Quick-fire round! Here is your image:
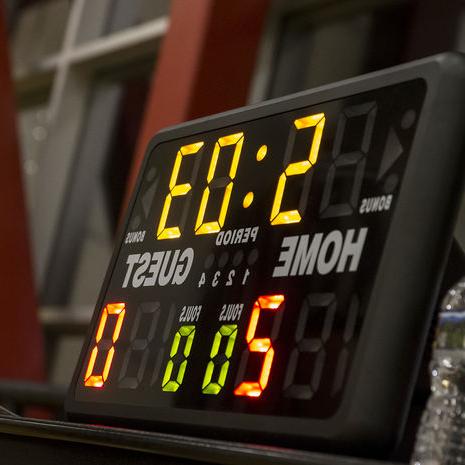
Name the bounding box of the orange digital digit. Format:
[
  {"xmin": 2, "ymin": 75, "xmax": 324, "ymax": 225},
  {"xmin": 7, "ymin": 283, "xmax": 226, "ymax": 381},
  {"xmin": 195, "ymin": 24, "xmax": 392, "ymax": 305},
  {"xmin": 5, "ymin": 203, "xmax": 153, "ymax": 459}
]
[
  {"xmin": 270, "ymin": 113, "xmax": 325, "ymax": 225},
  {"xmin": 234, "ymin": 295, "xmax": 285, "ymax": 397},
  {"xmin": 84, "ymin": 303, "xmax": 126, "ymax": 388}
]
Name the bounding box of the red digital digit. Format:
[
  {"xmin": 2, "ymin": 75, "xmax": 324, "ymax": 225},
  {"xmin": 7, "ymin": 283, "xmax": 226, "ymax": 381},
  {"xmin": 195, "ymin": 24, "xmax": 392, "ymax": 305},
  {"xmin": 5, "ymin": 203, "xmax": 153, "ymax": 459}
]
[
  {"xmin": 84, "ymin": 303, "xmax": 126, "ymax": 388},
  {"xmin": 234, "ymin": 295, "xmax": 284, "ymax": 397}
]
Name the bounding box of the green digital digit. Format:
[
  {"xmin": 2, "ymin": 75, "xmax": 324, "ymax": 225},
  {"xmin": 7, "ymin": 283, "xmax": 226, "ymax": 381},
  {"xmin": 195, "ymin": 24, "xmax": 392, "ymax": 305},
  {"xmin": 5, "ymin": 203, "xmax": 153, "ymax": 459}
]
[
  {"xmin": 202, "ymin": 324, "xmax": 238, "ymax": 395},
  {"xmin": 162, "ymin": 325, "xmax": 196, "ymax": 392}
]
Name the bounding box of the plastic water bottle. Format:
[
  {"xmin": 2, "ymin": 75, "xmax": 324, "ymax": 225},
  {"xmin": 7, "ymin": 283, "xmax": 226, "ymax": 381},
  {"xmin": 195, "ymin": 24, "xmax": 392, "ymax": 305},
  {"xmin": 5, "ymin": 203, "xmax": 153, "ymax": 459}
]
[{"xmin": 412, "ymin": 278, "xmax": 465, "ymax": 465}]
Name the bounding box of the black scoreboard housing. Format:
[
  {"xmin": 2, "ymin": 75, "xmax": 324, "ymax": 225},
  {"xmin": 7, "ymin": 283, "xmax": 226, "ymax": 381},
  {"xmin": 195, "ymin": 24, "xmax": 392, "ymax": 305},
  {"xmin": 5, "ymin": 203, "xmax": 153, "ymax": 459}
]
[{"xmin": 66, "ymin": 53, "xmax": 465, "ymax": 454}]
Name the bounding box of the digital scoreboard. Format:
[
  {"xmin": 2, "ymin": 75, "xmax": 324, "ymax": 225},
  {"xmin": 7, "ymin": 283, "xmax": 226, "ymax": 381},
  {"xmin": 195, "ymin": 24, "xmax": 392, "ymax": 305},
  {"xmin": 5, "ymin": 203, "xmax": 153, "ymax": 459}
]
[{"xmin": 66, "ymin": 54, "xmax": 465, "ymax": 453}]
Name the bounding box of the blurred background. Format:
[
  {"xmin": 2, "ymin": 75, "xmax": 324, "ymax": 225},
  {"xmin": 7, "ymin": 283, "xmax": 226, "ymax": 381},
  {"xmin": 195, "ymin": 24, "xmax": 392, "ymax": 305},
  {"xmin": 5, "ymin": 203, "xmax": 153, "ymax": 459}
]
[{"xmin": 1, "ymin": 0, "xmax": 464, "ymax": 419}]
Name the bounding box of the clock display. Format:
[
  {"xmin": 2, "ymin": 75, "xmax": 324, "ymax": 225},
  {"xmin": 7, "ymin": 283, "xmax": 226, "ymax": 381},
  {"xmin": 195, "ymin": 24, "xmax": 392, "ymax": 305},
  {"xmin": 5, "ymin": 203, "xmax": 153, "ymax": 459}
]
[{"xmin": 66, "ymin": 54, "xmax": 465, "ymax": 450}]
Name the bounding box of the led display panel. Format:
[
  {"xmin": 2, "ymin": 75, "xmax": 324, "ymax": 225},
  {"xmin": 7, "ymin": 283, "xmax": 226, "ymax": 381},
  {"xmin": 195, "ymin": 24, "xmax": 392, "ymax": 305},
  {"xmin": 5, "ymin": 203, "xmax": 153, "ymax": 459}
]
[{"xmin": 67, "ymin": 54, "xmax": 465, "ymax": 451}]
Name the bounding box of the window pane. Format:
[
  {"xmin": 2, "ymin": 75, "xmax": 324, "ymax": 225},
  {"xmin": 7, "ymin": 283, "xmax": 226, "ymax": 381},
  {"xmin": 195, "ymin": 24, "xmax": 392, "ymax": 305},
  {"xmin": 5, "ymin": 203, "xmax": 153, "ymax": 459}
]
[
  {"xmin": 76, "ymin": 0, "xmax": 170, "ymax": 44},
  {"xmin": 11, "ymin": 0, "xmax": 71, "ymax": 71},
  {"xmin": 268, "ymin": 2, "xmax": 413, "ymax": 98},
  {"xmin": 41, "ymin": 64, "xmax": 153, "ymax": 307},
  {"xmin": 105, "ymin": 0, "xmax": 170, "ymax": 34}
]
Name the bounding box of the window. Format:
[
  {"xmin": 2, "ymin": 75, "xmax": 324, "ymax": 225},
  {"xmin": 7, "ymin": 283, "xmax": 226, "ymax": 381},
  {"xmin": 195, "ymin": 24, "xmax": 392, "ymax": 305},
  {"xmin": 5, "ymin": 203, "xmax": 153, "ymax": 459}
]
[
  {"xmin": 9, "ymin": 0, "xmax": 170, "ymax": 385},
  {"xmin": 250, "ymin": 0, "xmax": 414, "ymax": 102}
]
